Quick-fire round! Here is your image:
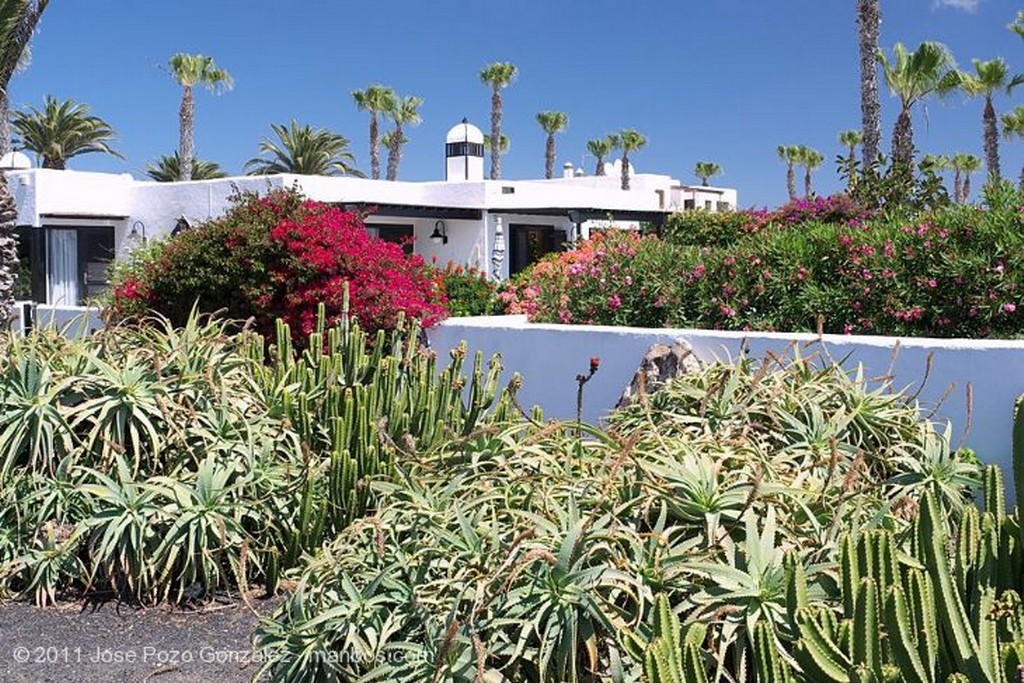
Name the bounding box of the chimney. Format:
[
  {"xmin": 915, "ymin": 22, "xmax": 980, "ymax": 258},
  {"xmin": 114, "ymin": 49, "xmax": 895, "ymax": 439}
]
[{"xmin": 562, "ymin": 162, "xmax": 574, "ymax": 179}]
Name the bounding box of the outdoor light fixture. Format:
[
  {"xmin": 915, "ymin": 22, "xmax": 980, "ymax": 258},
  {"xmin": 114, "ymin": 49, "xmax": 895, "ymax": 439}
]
[
  {"xmin": 430, "ymin": 220, "xmax": 448, "ymax": 245},
  {"xmin": 129, "ymin": 220, "xmax": 147, "ymax": 243}
]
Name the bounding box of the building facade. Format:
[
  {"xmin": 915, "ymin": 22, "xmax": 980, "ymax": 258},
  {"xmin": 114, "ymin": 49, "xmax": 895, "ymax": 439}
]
[{"xmin": 6, "ymin": 120, "xmax": 738, "ymax": 307}]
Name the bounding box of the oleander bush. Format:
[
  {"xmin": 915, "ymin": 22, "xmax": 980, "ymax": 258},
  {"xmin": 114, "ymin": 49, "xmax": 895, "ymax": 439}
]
[
  {"xmin": 104, "ymin": 186, "xmax": 447, "ymax": 341},
  {"xmin": 508, "ymin": 184, "xmax": 1024, "ymax": 337},
  {"xmin": 254, "ymin": 351, "xmax": 985, "ymax": 682}
]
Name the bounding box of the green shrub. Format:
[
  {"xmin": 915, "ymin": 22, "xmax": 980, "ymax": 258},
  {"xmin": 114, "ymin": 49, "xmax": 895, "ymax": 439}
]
[
  {"xmin": 434, "ymin": 260, "xmax": 499, "ymax": 316},
  {"xmin": 662, "ymin": 208, "xmax": 754, "ymax": 247}
]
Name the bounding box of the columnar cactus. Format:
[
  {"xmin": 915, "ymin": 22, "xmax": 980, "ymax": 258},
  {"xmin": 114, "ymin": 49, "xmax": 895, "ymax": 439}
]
[
  {"xmin": 787, "ymin": 486, "xmax": 1024, "ymax": 683},
  {"xmin": 243, "ymin": 297, "xmax": 519, "ymax": 569}
]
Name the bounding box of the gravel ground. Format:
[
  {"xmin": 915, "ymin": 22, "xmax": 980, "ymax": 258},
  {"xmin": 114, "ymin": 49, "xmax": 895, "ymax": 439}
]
[{"xmin": 0, "ymin": 596, "xmax": 282, "ymax": 683}]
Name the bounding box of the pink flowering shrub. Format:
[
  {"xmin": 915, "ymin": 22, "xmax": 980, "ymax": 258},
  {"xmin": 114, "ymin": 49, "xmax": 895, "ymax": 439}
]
[
  {"xmin": 500, "ymin": 230, "xmax": 682, "ymax": 326},
  {"xmin": 514, "ymin": 188, "xmax": 1024, "ymax": 338},
  {"xmin": 105, "ymin": 187, "xmax": 447, "ymax": 341}
]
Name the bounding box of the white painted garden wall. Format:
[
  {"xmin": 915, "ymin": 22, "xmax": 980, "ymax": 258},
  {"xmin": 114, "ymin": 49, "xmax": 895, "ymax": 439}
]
[{"xmin": 429, "ymin": 316, "xmax": 1024, "ymax": 477}]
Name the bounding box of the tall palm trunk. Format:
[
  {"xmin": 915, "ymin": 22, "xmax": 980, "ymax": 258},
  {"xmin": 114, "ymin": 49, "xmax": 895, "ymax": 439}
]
[
  {"xmin": 891, "ymin": 106, "xmax": 914, "ymax": 173},
  {"xmin": 857, "ymin": 0, "xmax": 882, "ymax": 166},
  {"xmin": 963, "ymin": 173, "xmax": 973, "ymax": 201},
  {"xmin": 0, "ymin": 90, "xmax": 10, "ymax": 159},
  {"xmin": 386, "ymin": 126, "xmax": 403, "ymax": 181},
  {"xmin": 983, "ymin": 96, "xmax": 1001, "ymax": 182},
  {"xmin": 544, "ymin": 133, "xmax": 555, "ymax": 179},
  {"xmin": 786, "ymin": 162, "xmax": 796, "ymax": 200},
  {"xmin": 0, "ymin": 174, "xmax": 17, "ymax": 323},
  {"xmin": 42, "ymin": 155, "xmax": 63, "ymax": 170},
  {"xmin": 369, "ymin": 114, "xmax": 380, "ymax": 180},
  {"xmin": 490, "ymin": 89, "xmax": 502, "ymax": 180},
  {"xmin": 595, "ymin": 157, "xmax": 604, "ymax": 176},
  {"xmin": 804, "ymin": 168, "xmax": 812, "ymax": 198},
  {"xmin": 846, "ymin": 146, "xmax": 858, "ymax": 189},
  {"xmin": 178, "ymin": 85, "xmax": 194, "ymax": 181},
  {"xmin": 1019, "ymin": 164, "xmax": 1024, "ymax": 191},
  {"xmin": 953, "ymin": 169, "xmax": 963, "ymax": 203},
  {"xmin": 621, "ymin": 155, "xmax": 630, "ymax": 190}
]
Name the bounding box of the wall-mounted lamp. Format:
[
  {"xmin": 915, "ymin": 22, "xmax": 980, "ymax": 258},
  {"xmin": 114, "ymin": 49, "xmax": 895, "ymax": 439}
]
[
  {"xmin": 171, "ymin": 215, "xmax": 191, "ymax": 236},
  {"xmin": 430, "ymin": 220, "xmax": 448, "ymax": 245},
  {"xmin": 129, "ymin": 220, "xmax": 147, "ymax": 243}
]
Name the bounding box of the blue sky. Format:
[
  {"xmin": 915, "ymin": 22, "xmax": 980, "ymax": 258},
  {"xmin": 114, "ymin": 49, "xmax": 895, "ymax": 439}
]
[{"xmin": 10, "ymin": 0, "xmax": 1024, "ymax": 206}]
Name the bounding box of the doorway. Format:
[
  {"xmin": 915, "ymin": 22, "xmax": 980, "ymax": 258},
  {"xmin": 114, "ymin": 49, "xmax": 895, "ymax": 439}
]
[
  {"xmin": 46, "ymin": 226, "xmax": 115, "ymax": 305},
  {"xmin": 509, "ymin": 224, "xmax": 567, "ymax": 275}
]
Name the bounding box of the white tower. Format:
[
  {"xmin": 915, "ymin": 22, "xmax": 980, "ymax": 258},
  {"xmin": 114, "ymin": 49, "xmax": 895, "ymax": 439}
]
[{"xmin": 445, "ymin": 118, "xmax": 485, "ymax": 182}]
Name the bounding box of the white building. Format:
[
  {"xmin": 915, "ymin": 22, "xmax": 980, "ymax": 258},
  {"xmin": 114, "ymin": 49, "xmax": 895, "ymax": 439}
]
[{"xmin": 6, "ymin": 120, "xmax": 738, "ymax": 307}]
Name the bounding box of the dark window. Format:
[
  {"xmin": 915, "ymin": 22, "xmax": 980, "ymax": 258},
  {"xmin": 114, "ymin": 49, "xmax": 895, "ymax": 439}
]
[
  {"xmin": 366, "ymin": 224, "xmax": 414, "ymax": 255},
  {"xmin": 445, "ymin": 142, "xmax": 484, "ymax": 158},
  {"xmin": 683, "ymin": 199, "xmax": 695, "ymax": 210}
]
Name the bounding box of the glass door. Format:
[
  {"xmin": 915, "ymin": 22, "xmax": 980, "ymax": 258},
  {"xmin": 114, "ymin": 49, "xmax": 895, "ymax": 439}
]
[
  {"xmin": 46, "ymin": 229, "xmax": 78, "ymax": 306},
  {"xmin": 78, "ymin": 227, "xmax": 115, "ymax": 302},
  {"xmin": 45, "ymin": 226, "xmax": 115, "ymax": 305}
]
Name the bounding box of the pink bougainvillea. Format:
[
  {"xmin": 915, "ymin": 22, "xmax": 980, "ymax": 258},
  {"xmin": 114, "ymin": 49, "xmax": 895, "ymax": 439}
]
[{"xmin": 107, "ymin": 187, "xmax": 447, "ymax": 341}]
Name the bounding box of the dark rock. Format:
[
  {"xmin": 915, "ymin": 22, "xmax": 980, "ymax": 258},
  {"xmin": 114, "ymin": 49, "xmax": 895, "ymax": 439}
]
[{"xmin": 617, "ymin": 339, "xmax": 699, "ymax": 408}]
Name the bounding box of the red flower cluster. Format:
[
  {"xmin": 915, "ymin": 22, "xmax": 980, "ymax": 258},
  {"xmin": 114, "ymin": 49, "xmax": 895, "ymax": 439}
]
[
  {"xmin": 265, "ymin": 200, "xmax": 446, "ymax": 336},
  {"xmin": 106, "ymin": 188, "xmax": 447, "ymax": 341}
]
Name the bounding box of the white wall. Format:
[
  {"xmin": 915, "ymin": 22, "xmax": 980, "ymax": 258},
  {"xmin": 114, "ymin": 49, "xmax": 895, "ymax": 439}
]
[
  {"xmin": 670, "ymin": 185, "xmax": 739, "ymax": 212},
  {"xmin": 429, "ymin": 316, "xmax": 1024, "ymax": 480}
]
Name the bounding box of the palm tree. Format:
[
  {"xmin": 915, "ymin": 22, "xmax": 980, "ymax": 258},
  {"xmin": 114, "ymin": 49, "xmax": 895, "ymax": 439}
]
[
  {"xmin": 959, "ymin": 58, "xmax": 1024, "ymax": 182},
  {"xmin": 857, "ymin": 0, "xmax": 882, "ymax": 166},
  {"xmin": 796, "ymin": 146, "xmax": 824, "ymax": 198},
  {"xmin": 351, "ymin": 84, "xmax": 396, "ymax": 181},
  {"xmin": 384, "ymin": 95, "xmax": 422, "ymax": 181},
  {"xmin": 11, "ymin": 96, "xmax": 122, "ymax": 169},
  {"xmin": 167, "ymin": 53, "xmax": 233, "ymax": 181},
  {"xmin": 1001, "ymin": 106, "xmax": 1024, "ymax": 188},
  {"xmin": 146, "ymin": 152, "xmax": 226, "ymax": 182},
  {"xmin": 693, "ymin": 161, "xmax": 722, "ymax": 186},
  {"xmin": 1011, "ymin": 11, "xmax": 1024, "ymax": 40},
  {"xmin": 483, "ymin": 133, "xmax": 507, "ymax": 155},
  {"xmin": 777, "ymin": 145, "xmax": 801, "ymax": 200},
  {"xmin": 922, "ymin": 153, "xmax": 954, "ymax": 197},
  {"xmin": 245, "ymin": 120, "xmax": 362, "ymax": 176},
  {"xmin": 586, "ymin": 136, "xmax": 617, "ymax": 176},
  {"xmin": 838, "ymin": 129, "xmax": 863, "ymax": 188},
  {"xmin": 878, "ymin": 41, "xmax": 961, "ymax": 173},
  {"xmin": 0, "ymin": 0, "xmax": 49, "ymax": 324},
  {"xmin": 479, "ymin": 62, "xmax": 517, "ymax": 180},
  {"xmin": 617, "ymin": 129, "xmax": 646, "ymax": 191},
  {"xmin": 952, "ymin": 153, "xmax": 981, "ymax": 202},
  {"xmin": 0, "ymin": 0, "xmax": 46, "ymax": 158},
  {"xmin": 535, "ymin": 111, "xmax": 568, "ymax": 179}
]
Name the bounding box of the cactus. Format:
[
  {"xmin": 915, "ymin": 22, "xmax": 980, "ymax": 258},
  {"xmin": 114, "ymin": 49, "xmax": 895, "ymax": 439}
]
[
  {"xmin": 635, "ymin": 594, "xmax": 710, "ymax": 683},
  {"xmin": 785, "ymin": 489, "xmax": 1024, "ymax": 683},
  {"xmin": 1014, "ymin": 395, "xmax": 1024, "ymax": 523},
  {"xmin": 249, "ymin": 297, "xmax": 518, "ymax": 568}
]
